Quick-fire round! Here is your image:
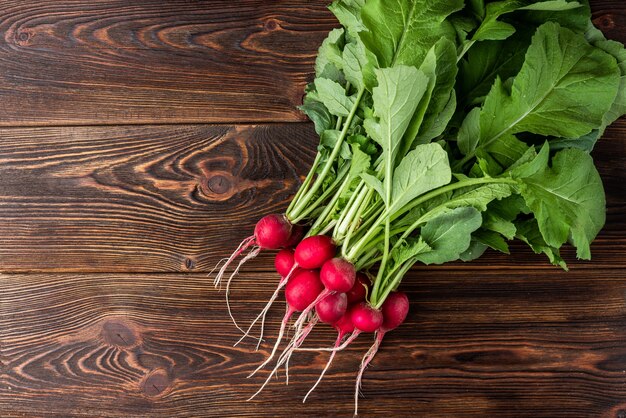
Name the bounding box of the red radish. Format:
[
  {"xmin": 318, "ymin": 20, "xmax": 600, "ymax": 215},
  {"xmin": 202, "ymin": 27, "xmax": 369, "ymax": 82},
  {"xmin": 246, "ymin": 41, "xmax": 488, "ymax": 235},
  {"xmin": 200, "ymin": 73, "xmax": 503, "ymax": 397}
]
[
  {"xmin": 346, "ymin": 273, "xmax": 370, "ymax": 304},
  {"xmin": 334, "ymin": 309, "xmax": 356, "ymax": 335},
  {"xmin": 285, "ymin": 224, "xmax": 305, "ymax": 247},
  {"xmin": 315, "ymin": 293, "xmax": 347, "ymax": 324},
  {"xmin": 274, "ymin": 249, "xmax": 295, "ymax": 278},
  {"xmin": 248, "ymin": 269, "xmax": 323, "ymax": 378},
  {"xmin": 213, "ymin": 213, "xmax": 296, "ymax": 309},
  {"xmin": 320, "ymin": 258, "xmax": 356, "ymax": 293},
  {"xmin": 292, "ymin": 258, "xmax": 356, "ymax": 330},
  {"xmin": 294, "ymin": 235, "xmax": 336, "ymax": 269},
  {"xmin": 380, "ymin": 291, "xmax": 410, "ymax": 332},
  {"xmin": 354, "ymin": 292, "xmax": 409, "ymax": 415},
  {"xmin": 351, "ymin": 302, "xmax": 383, "ymax": 333},
  {"xmin": 254, "ymin": 213, "xmax": 293, "ymax": 249}
]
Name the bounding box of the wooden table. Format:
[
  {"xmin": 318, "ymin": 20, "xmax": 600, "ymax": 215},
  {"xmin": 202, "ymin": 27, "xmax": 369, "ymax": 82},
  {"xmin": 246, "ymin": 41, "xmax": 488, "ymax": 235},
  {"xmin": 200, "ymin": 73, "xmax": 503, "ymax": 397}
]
[{"xmin": 1, "ymin": 1, "xmax": 625, "ymax": 416}]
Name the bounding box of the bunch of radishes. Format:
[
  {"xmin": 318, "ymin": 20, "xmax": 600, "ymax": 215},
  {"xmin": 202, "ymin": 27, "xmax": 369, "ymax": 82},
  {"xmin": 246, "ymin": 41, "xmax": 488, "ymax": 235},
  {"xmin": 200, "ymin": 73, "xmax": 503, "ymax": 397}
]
[
  {"xmin": 210, "ymin": 0, "xmax": 625, "ymax": 414},
  {"xmin": 214, "ymin": 213, "xmax": 408, "ymax": 412}
]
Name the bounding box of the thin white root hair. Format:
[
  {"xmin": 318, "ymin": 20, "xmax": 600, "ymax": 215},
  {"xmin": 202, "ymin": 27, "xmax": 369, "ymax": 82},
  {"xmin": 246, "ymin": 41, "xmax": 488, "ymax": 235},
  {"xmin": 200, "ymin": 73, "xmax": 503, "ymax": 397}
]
[
  {"xmin": 208, "ymin": 257, "xmax": 228, "ymax": 276},
  {"xmin": 248, "ymin": 308, "xmax": 291, "ymax": 378},
  {"xmin": 296, "ymin": 331, "xmax": 360, "ymax": 353},
  {"xmin": 235, "ymin": 264, "xmax": 298, "ymax": 349},
  {"xmin": 354, "ymin": 336, "xmax": 381, "ymax": 416},
  {"xmin": 213, "ymin": 235, "xmax": 254, "ymax": 288},
  {"xmin": 235, "ymin": 280, "xmax": 286, "ymax": 348},
  {"xmin": 225, "ymin": 246, "xmax": 261, "ymax": 334},
  {"xmin": 303, "ymin": 334, "xmax": 342, "ymax": 403},
  {"xmin": 292, "ymin": 290, "xmax": 329, "ymax": 331}
]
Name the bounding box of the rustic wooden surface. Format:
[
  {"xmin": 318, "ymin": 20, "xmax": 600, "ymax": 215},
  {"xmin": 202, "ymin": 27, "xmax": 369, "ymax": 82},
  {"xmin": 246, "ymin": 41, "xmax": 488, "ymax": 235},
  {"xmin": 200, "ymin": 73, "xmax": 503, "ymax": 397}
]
[{"xmin": 0, "ymin": 1, "xmax": 625, "ymax": 417}]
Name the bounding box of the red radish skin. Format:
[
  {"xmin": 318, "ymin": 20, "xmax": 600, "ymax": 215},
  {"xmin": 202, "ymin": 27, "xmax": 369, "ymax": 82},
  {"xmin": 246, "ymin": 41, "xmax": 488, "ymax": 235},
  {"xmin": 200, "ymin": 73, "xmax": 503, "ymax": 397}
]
[
  {"xmin": 315, "ymin": 293, "xmax": 348, "ymax": 324},
  {"xmin": 285, "ymin": 224, "xmax": 305, "ymax": 247},
  {"xmin": 292, "ymin": 258, "xmax": 356, "ymax": 330},
  {"xmin": 351, "ymin": 302, "xmax": 383, "ymax": 333},
  {"xmin": 213, "ymin": 213, "xmax": 295, "ymax": 294},
  {"xmin": 346, "ymin": 273, "xmax": 370, "ymax": 304},
  {"xmin": 334, "ymin": 310, "xmax": 356, "ymax": 335},
  {"xmin": 274, "ymin": 249, "xmax": 295, "ymax": 278},
  {"xmin": 254, "ymin": 214, "xmax": 293, "ymax": 249},
  {"xmin": 354, "ymin": 292, "xmax": 409, "ymax": 415},
  {"xmin": 248, "ymin": 269, "xmax": 323, "ymax": 379},
  {"xmin": 380, "ymin": 291, "xmax": 410, "ymax": 332},
  {"xmin": 320, "ymin": 258, "xmax": 357, "ymax": 293},
  {"xmin": 294, "ymin": 235, "xmax": 336, "ymax": 269}
]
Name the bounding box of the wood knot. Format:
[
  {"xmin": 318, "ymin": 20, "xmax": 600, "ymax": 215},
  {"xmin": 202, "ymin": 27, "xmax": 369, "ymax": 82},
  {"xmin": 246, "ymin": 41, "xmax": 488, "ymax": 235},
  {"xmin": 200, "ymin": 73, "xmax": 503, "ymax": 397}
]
[
  {"xmin": 184, "ymin": 257, "xmax": 195, "ymax": 270},
  {"xmin": 101, "ymin": 319, "xmax": 140, "ymax": 348},
  {"xmin": 264, "ymin": 19, "xmax": 279, "ymax": 31},
  {"xmin": 206, "ymin": 174, "xmax": 231, "ymax": 194},
  {"xmin": 594, "ymin": 14, "xmax": 615, "ymax": 30},
  {"xmin": 15, "ymin": 30, "xmax": 31, "ymax": 45},
  {"xmin": 142, "ymin": 369, "xmax": 171, "ymax": 397}
]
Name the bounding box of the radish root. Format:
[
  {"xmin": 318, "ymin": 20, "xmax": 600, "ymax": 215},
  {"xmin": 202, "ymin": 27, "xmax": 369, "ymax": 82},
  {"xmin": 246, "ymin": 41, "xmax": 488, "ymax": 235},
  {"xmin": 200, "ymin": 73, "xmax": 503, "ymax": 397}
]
[{"xmin": 213, "ymin": 235, "xmax": 255, "ymax": 288}]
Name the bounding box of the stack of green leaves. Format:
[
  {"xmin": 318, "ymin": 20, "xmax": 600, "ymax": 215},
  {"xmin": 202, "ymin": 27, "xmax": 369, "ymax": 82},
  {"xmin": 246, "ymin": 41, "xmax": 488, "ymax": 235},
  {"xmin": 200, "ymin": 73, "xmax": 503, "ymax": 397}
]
[{"xmin": 285, "ymin": 0, "xmax": 626, "ymax": 308}]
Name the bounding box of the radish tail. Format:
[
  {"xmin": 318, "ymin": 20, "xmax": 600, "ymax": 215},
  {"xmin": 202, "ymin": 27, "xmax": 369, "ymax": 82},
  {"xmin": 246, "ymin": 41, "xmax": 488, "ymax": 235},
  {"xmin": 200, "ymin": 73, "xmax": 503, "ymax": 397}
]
[
  {"xmin": 354, "ymin": 332, "xmax": 384, "ymax": 416},
  {"xmin": 292, "ymin": 289, "xmax": 331, "ymax": 330},
  {"xmin": 248, "ymin": 307, "xmax": 293, "ymax": 378},
  {"xmin": 297, "ymin": 330, "xmax": 361, "ymax": 353},
  {"xmin": 303, "ymin": 333, "xmax": 342, "ymax": 403},
  {"xmin": 225, "ymin": 246, "xmax": 261, "ymax": 333},
  {"xmin": 234, "ymin": 264, "xmax": 297, "ymax": 348},
  {"xmin": 213, "ymin": 235, "xmax": 255, "ymax": 288}
]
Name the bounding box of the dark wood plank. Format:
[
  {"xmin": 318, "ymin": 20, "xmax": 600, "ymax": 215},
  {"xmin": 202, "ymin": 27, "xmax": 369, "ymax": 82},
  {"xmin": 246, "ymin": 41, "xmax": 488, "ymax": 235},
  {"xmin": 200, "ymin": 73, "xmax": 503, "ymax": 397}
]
[
  {"xmin": 2, "ymin": 269, "xmax": 626, "ymax": 417},
  {"xmin": 0, "ymin": 1, "xmax": 622, "ymax": 127},
  {"xmin": 0, "ymin": 123, "xmax": 317, "ymax": 272},
  {"xmin": 0, "ymin": 120, "xmax": 624, "ymax": 273},
  {"xmin": 0, "ymin": 0, "xmax": 336, "ymax": 126}
]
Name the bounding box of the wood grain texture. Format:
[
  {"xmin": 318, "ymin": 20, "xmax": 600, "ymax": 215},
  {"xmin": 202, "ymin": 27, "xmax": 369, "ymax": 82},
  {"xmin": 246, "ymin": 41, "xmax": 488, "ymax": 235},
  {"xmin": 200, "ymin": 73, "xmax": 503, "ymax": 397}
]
[
  {"xmin": 0, "ymin": 123, "xmax": 317, "ymax": 272},
  {"xmin": 0, "ymin": 1, "xmax": 623, "ymax": 126},
  {"xmin": 0, "ymin": 0, "xmax": 336, "ymax": 126},
  {"xmin": 2, "ymin": 269, "xmax": 626, "ymax": 417},
  {"xmin": 0, "ymin": 120, "xmax": 624, "ymax": 272}
]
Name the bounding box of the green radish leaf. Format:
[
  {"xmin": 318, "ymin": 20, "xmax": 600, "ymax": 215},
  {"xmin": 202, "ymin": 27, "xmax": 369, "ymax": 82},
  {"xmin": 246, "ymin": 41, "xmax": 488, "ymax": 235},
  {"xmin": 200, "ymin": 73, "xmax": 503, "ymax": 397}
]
[
  {"xmin": 361, "ymin": 172, "xmax": 386, "ymax": 205},
  {"xmin": 482, "ymin": 133, "xmax": 530, "ymax": 170},
  {"xmin": 459, "ymin": 35, "xmax": 530, "ymax": 107},
  {"xmin": 415, "ymin": 207, "xmax": 483, "ymax": 264},
  {"xmin": 391, "ymin": 143, "xmax": 452, "ymax": 213},
  {"xmin": 458, "ymin": 107, "xmax": 481, "ymax": 155},
  {"xmin": 314, "ymin": 78, "xmax": 355, "ymax": 117},
  {"xmin": 390, "ymin": 237, "xmax": 432, "ymax": 268},
  {"xmin": 343, "ymin": 37, "xmax": 378, "ymax": 91},
  {"xmin": 359, "ymin": 0, "xmax": 463, "ymax": 68},
  {"xmin": 477, "ymin": 23, "xmax": 620, "ymax": 155},
  {"xmin": 299, "ymin": 97, "xmax": 333, "ymax": 135},
  {"xmin": 517, "ymin": 148, "xmax": 605, "ymax": 260},
  {"xmin": 329, "ymin": 0, "xmax": 366, "ymax": 36},
  {"xmin": 414, "ymin": 39, "xmax": 459, "ymax": 145},
  {"xmin": 348, "ymin": 145, "xmax": 371, "ymax": 180},
  {"xmin": 474, "ymin": 228, "xmax": 510, "ymax": 254},
  {"xmin": 459, "ymin": 238, "xmax": 488, "ymax": 261},
  {"xmin": 315, "ymin": 28, "xmax": 346, "ymax": 82},
  {"xmin": 522, "ymin": 0, "xmax": 590, "ymax": 33},
  {"xmin": 372, "ymin": 66, "xmax": 430, "ymax": 168},
  {"xmin": 509, "ymin": 142, "xmax": 549, "ymax": 179},
  {"xmin": 473, "ymin": 1, "xmax": 581, "ymax": 42},
  {"xmin": 515, "ymin": 218, "xmax": 567, "ymax": 269},
  {"xmin": 482, "ymin": 212, "xmax": 516, "ymax": 240}
]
